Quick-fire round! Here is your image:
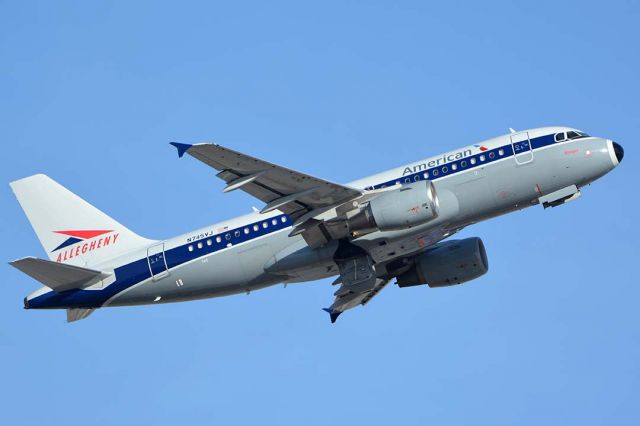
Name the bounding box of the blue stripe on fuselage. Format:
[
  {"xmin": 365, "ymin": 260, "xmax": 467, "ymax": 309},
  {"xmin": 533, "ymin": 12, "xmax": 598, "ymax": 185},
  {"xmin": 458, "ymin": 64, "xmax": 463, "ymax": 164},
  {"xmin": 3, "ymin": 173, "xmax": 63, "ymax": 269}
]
[
  {"xmin": 369, "ymin": 134, "xmax": 555, "ymax": 189},
  {"xmin": 27, "ymin": 215, "xmax": 293, "ymax": 309},
  {"xmin": 27, "ymin": 133, "xmax": 559, "ymax": 309}
]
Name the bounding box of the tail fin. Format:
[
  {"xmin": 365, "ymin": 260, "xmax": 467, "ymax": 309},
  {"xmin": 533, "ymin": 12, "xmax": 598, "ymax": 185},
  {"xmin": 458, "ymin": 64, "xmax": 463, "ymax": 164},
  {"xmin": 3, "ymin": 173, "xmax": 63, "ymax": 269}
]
[{"xmin": 10, "ymin": 174, "xmax": 151, "ymax": 267}]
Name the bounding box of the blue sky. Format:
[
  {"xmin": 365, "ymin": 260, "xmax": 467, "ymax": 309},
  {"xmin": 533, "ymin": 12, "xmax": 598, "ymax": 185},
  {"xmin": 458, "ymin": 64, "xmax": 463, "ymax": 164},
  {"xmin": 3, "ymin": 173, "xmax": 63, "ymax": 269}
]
[{"xmin": 1, "ymin": 1, "xmax": 638, "ymax": 424}]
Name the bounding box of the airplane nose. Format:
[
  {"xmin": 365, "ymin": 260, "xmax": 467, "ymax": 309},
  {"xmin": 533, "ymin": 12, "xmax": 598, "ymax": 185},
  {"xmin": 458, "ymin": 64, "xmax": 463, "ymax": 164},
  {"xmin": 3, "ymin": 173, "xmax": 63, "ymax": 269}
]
[{"xmin": 612, "ymin": 142, "xmax": 624, "ymax": 163}]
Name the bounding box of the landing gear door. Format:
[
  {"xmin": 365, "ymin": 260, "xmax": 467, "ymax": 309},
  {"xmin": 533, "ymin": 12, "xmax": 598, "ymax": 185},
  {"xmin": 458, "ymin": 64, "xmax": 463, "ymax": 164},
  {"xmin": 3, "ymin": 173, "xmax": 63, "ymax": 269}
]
[
  {"xmin": 510, "ymin": 131, "xmax": 534, "ymax": 165},
  {"xmin": 147, "ymin": 243, "xmax": 169, "ymax": 280}
]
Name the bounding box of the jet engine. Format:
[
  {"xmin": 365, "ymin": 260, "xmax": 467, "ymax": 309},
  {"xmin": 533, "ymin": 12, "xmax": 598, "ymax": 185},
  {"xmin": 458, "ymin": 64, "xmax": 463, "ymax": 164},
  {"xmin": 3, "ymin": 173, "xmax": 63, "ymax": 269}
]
[
  {"xmin": 396, "ymin": 237, "xmax": 488, "ymax": 288},
  {"xmin": 347, "ymin": 180, "xmax": 439, "ymax": 233}
]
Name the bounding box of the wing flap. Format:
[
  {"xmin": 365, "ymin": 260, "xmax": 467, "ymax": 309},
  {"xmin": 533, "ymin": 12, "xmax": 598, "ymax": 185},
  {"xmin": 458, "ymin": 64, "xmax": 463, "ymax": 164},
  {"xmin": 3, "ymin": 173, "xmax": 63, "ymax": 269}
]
[
  {"xmin": 324, "ymin": 278, "xmax": 391, "ymax": 323},
  {"xmin": 67, "ymin": 308, "xmax": 95, "ymax": 322},
  {"xmin": 10, "ymin": 257, "xmax": 108, "ymax": 292}
]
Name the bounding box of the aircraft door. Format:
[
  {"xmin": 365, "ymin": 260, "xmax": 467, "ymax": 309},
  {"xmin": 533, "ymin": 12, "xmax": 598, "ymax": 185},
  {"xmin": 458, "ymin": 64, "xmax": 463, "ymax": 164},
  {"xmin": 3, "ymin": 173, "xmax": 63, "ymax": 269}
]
[
  {"xmin": 147, "ymin": 242, "xmax": 169, "ymax": 280},
  {"xmin": 510, "ymin": 131, "xmax": 534, "ymax": 165}
]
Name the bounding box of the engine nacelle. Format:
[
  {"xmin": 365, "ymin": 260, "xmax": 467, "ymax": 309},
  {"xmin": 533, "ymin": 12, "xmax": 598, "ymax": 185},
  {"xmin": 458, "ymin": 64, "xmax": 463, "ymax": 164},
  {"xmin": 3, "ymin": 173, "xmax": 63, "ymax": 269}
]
[
  {"xmin": 396, "ymin": 237, "xmax": 488, "ymax": 288},
  {"xmin": 348, "ymin": 180, "xmax": 439, "ymax": 233}
]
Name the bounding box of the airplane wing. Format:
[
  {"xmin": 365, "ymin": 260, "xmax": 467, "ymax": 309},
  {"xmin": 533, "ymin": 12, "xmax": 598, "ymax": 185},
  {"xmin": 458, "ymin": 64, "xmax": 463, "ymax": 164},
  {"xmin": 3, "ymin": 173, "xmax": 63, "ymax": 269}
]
[
  {"xmin": 324, "ymin": 277, "xmax": 391, "ymax": 323},
  {"xmin": 171, "ymin": 142, "xmax": 362, "ymax": 223}
]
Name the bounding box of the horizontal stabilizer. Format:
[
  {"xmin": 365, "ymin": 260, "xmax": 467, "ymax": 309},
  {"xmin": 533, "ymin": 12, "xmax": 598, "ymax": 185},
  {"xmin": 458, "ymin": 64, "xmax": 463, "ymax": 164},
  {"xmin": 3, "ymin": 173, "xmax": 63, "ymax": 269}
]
[{"xmin": 10, "ymin": 257, "xmax": 108, "ymax": 292}]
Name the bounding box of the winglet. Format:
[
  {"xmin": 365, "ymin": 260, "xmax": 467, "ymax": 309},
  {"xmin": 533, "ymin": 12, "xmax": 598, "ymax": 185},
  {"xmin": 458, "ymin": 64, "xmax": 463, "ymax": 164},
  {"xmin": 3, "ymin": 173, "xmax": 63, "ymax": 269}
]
[
  {"xmin": 170, "ymin": 142, "xmax": 192, "ymax": 158},
  {"xmin": 322, "ymin": 308, "xmax": 341, "ymax": 324}
]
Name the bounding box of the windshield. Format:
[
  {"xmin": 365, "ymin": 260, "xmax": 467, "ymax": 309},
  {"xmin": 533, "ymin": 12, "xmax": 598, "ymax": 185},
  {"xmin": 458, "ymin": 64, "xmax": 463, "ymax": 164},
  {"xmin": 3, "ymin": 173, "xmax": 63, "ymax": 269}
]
[{"xmin": 555, "ymin": 130, "xmax": 590, "ymax": 142}]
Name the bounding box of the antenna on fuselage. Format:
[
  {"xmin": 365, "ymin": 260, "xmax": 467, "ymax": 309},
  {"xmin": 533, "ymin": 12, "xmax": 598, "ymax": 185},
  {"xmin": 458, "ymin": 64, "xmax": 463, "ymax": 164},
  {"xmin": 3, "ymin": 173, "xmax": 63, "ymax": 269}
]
[{"xmin": 509, "ymin": 128, "xmax": 517, "ymax": 134}]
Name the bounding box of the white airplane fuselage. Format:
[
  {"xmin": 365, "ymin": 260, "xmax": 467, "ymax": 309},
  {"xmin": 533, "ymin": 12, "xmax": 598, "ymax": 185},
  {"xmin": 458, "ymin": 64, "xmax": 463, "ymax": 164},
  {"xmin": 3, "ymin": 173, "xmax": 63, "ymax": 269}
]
[{"xmin": 20, "ymin": 127, "xmax": 623, "ymax": 315}]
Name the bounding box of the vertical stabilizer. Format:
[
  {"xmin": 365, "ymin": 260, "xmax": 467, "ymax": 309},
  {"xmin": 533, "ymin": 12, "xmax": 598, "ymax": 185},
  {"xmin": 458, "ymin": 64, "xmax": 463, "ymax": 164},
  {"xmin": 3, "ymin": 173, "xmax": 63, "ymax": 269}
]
[{"xmin": 10, "ymin": 174, "xmax": 152, "ymax": 267}]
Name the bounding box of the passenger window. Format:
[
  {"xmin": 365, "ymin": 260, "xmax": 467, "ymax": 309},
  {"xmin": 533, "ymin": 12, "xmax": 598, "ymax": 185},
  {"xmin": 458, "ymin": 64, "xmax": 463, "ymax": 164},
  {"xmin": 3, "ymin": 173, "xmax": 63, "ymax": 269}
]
[
  {"xmin": 470, "ymin": 158, "xmax": 476, "ymax": 165},
  {"xmin": 253, "ymin": 224, "xmax": 259, "ymax": 231},
  {"xmin": 432, "ymin": 169, "xmax": 439, "ymax": 176},
  {"xmin": 442, "ymin": 166, "xmax": 448, "ymax": 173},
  {"xmin": 188, "ymin": 245, "xmax": 194, "ymax": 252},
  {"xmin": 404, "ymin": 177, "xmax": 411, "ymax": 183},
  {"xmin": 206, "ymin": 239, "xmax": 212, "ymax": 246},
  {"xmin": 498, "ymin": 149, "xmax": 504, "ymax": 156},
  {"xmin": 225, "ymin": 233, "xmax": 231, "ymax": 241},
  {"xmin": 262, "ymin": 222, "xmax": 268, "ymax": 229},
  {"xmin": 423, "ymin": 172, "xmax": 429, "ymax": 179},
  {"xmin": 272, "ymin": 218, "xmax": 278, "ymax": 225},
  {"xmin": 234, "ymin": 230, "xmax": 240, "ymax": 237},
  {"xmin": 489, "ymin": 152, "xmax": 495, "ymax": 159},
  {"xmin": 281, "ymin": 216, "xmax": 287, "ymax": 223},
  {"xmin": 451, "ymin": 163, "xmax": 458, "ymax": 171},
  {"xmin": 461, "ymin": 160, "xmax": 467, "ymax": 167},
  {"xmin": 244, "ymin": 227, "xmax": 250, "ymax": 234},
  {"xmin": 480, "ymin": 155, "xmax": 486, "ymax": 161},
  {"xmin": 414, "ymin": 175, "xmax": 420, "ymax": 181},
  {"xmin": 216, "ymin": 236, "xmax": 222, "ymax": 243},
  {"xmin": 197, "ymin": 242, "xmax": 203, "ymax": 249}
]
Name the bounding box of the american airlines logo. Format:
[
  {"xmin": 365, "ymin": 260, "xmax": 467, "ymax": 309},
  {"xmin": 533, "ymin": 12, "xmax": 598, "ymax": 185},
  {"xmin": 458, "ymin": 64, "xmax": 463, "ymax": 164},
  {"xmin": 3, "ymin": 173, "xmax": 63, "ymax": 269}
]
[
  {"xmin": 402, "ymin": 148, "xmax": 473, "ymax": 176},
  {"xmin": 52, "ymin": 229, "xmax": 120, "ymax": 262}
]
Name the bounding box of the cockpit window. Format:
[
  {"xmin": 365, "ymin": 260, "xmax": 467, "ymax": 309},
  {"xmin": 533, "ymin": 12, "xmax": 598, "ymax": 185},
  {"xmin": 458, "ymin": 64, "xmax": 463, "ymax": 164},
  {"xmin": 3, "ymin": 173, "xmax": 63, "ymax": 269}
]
[
  {"xmin": 567, "ymin": 131, "xmax": 590, "ymax": 140},
  {"xmin": 555, "ymin": 130, "xmax": 590, "ymax": 143},
  {"xmin": 566, "ymin": 131, "xmax": 580, "ymax": 139}
]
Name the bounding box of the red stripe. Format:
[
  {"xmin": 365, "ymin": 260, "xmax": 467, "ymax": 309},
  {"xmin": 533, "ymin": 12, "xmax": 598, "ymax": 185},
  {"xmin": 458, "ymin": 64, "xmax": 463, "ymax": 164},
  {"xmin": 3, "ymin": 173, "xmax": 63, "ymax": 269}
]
[{"xmin": 54, "ymin": 230, "xmax": 112, "ymax": 239}]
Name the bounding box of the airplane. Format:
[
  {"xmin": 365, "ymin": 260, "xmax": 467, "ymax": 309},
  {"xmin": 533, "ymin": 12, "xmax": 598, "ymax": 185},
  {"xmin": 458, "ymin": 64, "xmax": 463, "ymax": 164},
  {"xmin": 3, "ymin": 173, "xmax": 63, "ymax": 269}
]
[{"xmin": 9, "ymin": 126, "xmax": 624, "ymax": 323}]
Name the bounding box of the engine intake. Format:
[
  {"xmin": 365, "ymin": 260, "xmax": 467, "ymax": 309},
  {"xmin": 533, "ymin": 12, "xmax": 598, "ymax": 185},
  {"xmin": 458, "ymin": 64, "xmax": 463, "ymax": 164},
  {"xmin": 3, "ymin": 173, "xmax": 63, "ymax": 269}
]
[
  {"xmin": 397, "ymin": 237, "xmax": 488, "ymax": 288},
  {"xmin": 348, "ymin": 181, "xmax": 439, "ymax": 233}
]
